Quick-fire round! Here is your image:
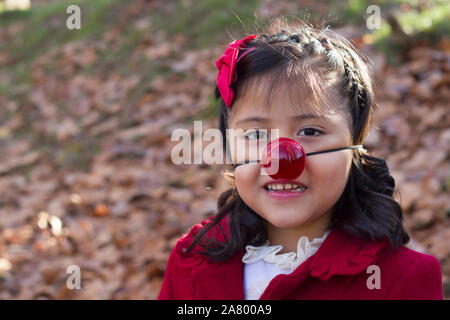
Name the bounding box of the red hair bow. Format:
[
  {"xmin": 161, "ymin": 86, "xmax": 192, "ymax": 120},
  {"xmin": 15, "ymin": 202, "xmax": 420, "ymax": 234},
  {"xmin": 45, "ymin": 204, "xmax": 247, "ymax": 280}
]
[{"xmin": 215, "ymin": 34, "xmax": 256, "ymax": 108}]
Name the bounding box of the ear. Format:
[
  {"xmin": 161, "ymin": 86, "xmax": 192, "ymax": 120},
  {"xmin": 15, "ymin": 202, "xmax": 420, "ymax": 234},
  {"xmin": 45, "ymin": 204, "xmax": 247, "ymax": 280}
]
[{"xmin": 221, "ymin": 169, "xmax": 235, "ymax": 186}]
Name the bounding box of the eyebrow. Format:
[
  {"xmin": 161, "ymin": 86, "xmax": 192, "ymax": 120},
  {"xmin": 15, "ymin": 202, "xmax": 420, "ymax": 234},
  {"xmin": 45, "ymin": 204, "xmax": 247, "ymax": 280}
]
[{"xmin": 235, "ymin": 114, "xmax": 328, "ymax": 126}]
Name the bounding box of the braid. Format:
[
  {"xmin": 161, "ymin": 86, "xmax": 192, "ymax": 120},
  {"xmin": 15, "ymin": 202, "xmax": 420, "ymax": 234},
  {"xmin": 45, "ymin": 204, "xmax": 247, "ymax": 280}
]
[
  {"xmin": 254, "ymin": 27, "xmax": 373, "ymax": 148},
  {"xmin": 320, "ymin": 36, "xmax": 372, "ymax": 144},
  {"xmin": 257, "ymin": 29, "xmax": 371, "ymax": 144}
]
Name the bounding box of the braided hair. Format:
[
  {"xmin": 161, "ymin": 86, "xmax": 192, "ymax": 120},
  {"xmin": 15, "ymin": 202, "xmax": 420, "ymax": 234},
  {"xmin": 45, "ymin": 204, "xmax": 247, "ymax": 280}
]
[{"xmin": 185, "ymin": 20, "xmax": 409, "ymax": 261}]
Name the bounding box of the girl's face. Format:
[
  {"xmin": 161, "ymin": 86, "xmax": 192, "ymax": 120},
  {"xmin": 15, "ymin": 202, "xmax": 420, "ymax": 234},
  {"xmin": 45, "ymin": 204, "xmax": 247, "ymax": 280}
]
[{"xmin": 228, "ymin": 79, "xmax": 353, "ymax": 232}]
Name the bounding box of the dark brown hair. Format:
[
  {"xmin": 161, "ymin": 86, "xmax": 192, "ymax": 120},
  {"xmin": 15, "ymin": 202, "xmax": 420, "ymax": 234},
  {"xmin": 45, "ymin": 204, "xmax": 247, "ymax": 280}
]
[{"xmin": 185, "ymin": 18, "xmax": 409, "ymax": 261}]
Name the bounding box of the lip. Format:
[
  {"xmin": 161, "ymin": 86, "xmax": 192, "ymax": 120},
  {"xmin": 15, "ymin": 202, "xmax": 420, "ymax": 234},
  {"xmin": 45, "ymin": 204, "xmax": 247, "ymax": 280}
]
[{"xmin": 263, "ymin": 179, "xmax": 308, "ymax": 200}]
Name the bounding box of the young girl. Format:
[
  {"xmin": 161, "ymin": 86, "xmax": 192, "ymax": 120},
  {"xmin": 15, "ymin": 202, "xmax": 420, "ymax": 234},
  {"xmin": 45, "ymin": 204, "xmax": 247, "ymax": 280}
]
[{"xmin": 158, "ymin": 20, "xmax": 443, "ymax": 300}]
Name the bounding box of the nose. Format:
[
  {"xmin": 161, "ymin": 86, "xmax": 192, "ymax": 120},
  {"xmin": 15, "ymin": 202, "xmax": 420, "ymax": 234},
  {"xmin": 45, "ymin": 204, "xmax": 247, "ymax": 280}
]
[{"xmin": 261, "ymin": 137, "xmax": 306, "ymax": 179}]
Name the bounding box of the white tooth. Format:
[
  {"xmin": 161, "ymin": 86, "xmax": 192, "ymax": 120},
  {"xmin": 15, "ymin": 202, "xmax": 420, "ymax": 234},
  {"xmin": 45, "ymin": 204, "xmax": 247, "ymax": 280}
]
[{"xmin": 266, "ymin": 183, "xmax": 308, "ymax": 191}]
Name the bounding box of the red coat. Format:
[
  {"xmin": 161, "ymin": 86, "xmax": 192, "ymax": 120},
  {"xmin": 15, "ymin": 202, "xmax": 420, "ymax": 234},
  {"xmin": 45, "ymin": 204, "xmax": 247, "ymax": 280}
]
[{"xmin": 157, "ymin": 216, "xmax": 443, "ymax": 300}]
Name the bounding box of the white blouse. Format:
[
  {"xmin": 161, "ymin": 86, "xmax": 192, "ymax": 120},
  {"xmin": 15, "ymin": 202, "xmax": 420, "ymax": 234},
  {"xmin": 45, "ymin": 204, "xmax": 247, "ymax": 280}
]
[{"xmin": 242, "ymin": 230, "xmax": 330, "ymax": 300}]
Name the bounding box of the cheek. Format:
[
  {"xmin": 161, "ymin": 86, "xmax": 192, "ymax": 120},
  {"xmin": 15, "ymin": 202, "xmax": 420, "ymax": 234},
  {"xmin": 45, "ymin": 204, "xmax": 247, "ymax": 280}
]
[
  {"xmin": 235, "ymin": 166, "xmax": 260, "ymax": 190},
  {"xmin": 234, "ymin": 165, "xmax": 262, "ymax": 205},
  {"xmin": 307, "ymin": 152, "xmax": 352, "ymax": 192}
]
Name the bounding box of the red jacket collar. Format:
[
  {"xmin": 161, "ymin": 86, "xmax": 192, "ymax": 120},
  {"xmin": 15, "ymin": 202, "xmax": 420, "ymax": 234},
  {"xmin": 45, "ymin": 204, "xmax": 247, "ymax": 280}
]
[
  {"xmin": 308, "ymin": 228, "xmax": 388, "ymax": 281},
  {"xmin": 178, "ymin": 217, "xmax": 388, "ymax": 299}
]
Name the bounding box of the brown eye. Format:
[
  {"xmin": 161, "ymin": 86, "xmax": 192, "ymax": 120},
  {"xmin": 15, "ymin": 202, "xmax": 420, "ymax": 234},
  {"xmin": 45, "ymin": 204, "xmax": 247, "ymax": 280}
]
[
  {"xmin": 298, "ymin": 128, "xmax": 323, "ymax": 137},
  {"xmin": 244, "ymin": 129, "xmax": 268, "ymax": 140}
]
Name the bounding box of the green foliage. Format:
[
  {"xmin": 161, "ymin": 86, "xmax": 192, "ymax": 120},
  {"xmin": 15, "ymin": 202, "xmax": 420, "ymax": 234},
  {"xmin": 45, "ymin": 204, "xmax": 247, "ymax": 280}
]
[
  {"xmin": 0, "ymin": 0, "xmax": 122, "ymax": 61},
  {"xmin": 370, "ymin": 0, "xmax": 449, "ymax": 64},
  {"xmin": 150, "ymin": 0, "xmax": 261, "ymax": 49},
  {"xmin": 197, "ymin": 93, "xmax": 221, "ymax": 120}
]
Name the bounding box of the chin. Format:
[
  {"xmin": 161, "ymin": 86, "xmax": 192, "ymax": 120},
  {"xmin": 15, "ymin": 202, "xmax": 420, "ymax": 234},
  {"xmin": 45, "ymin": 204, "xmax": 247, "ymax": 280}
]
[{"xmin": 264, "ymin": 212, "xmax": 311, "ymax": 229}]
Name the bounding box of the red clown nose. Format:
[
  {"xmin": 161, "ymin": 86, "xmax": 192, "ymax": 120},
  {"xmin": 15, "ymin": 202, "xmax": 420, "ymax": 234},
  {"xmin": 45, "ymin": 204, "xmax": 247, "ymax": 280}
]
[
  {"xmin": 261, "ymin": 137, "xmax": 306, "ymax": 180},
  {"xmin": 234, "ymin": 137, "xmax": 365, "ymax": 178}
]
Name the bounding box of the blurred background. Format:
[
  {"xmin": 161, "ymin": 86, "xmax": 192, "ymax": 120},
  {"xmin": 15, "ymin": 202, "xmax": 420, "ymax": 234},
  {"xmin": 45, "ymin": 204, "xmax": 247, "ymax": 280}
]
[{"xmin": 0, "ymin": 0, "xmax": 448, "ymax": 299}]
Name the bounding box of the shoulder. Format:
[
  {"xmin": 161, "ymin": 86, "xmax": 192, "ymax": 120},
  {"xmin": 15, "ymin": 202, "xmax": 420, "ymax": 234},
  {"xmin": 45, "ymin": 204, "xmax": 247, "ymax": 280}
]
[
  {"xmin": 380, "ymin": 245, "xmax": 443, "ymax": 299},
  {"xmin": 175, "ymin": 217, "xmax": 212, "ymax": 253},
  {"xmin": 158, "ymin": 216, "xmax": 229, "ymax": 299},
  {"xmin": 382, "ymin": 245, "xmax": 441, "ymax": 272},
  {"xmin": 172, "ymin": 214, "xmax": 230, "ymax": 257}
]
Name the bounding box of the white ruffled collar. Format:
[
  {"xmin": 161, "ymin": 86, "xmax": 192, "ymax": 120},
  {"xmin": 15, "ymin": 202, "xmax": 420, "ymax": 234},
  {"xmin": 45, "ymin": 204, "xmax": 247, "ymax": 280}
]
[{"xmin": 242, "ymin": 230, "xmax": 330, "ymax": 271}]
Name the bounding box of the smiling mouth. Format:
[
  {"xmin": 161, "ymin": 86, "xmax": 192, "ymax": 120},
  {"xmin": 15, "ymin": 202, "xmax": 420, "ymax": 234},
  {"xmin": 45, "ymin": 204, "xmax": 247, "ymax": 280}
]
[{"xmin": 263, "ymin": 183, "xmax": 308, "ymax": 192}]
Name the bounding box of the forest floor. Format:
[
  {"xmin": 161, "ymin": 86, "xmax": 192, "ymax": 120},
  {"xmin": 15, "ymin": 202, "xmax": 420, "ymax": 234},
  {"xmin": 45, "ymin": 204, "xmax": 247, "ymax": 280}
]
[{"xmin": 0, "ymin": 0, "xmax": 448, "ymax": 299}]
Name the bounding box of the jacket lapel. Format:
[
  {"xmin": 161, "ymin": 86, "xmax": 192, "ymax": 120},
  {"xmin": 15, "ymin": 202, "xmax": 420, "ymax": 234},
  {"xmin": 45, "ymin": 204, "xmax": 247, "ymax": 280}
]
[
  {"xmin": 307, "ymin": 228, "xmax": 388, "ymax": 281},
  {"xmin": 260, "ymin": 228, "xmax": 388, "ymax": 299}
]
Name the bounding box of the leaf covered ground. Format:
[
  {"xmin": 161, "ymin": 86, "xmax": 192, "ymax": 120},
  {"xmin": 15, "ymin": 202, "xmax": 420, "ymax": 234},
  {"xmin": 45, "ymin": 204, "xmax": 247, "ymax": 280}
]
[{"xmin": 0, "ymin": 0, "xmax": 449, "ymax": 299}]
